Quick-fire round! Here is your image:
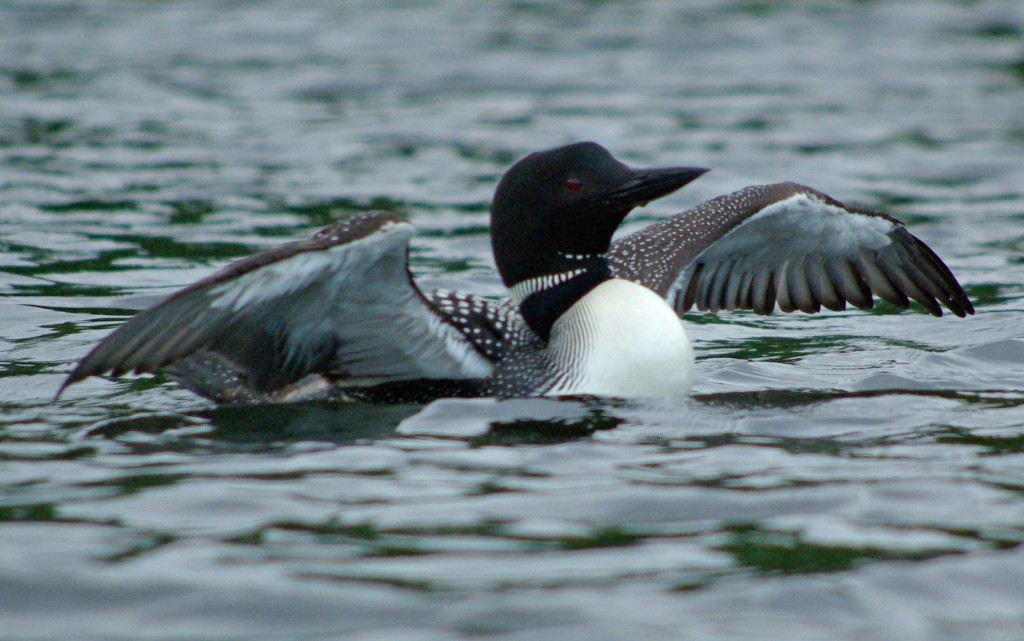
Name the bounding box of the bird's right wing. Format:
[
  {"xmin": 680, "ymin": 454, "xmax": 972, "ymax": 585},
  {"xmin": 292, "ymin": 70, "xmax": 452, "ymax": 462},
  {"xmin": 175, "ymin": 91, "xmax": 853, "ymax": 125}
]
[
  {"xmin": 609, "ymin": 183, "xmax": 973, "ymax": 317},
  {"xmin": 59, "ymin": 211, "xmax": 493, "ymax": 397}
]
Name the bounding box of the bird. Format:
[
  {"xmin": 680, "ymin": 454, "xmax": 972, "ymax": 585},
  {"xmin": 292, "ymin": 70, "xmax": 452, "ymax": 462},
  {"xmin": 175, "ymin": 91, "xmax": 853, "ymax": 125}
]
[{"xmin": 57, "ymin": 142, "xmax": 974, "ymax": 403}]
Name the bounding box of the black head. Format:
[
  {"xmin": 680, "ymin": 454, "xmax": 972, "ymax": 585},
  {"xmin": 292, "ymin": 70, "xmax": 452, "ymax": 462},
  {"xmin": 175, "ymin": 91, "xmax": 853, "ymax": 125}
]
[{"xmin": 490, "ymin": 142, "xmax": 707, "ymax": 288}]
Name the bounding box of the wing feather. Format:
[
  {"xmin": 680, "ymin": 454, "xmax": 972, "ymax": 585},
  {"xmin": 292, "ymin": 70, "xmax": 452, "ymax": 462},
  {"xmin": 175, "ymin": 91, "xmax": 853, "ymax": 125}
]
[
  {"xmin": 682, "ymin": 262, "xmax": 704, "ymax": 312},
  {"xmin": 854, "ymin": 247, "xmax": 906, "ymax": 308},
  {"xmin": 723, "ymin": 265, "xmax": 746, "ymax": 313},
  {"xmin": 788, "ymin": 258, "xmax": 821, "ymax": 314},
  {"xmin": 807, "ymin": 255, "xmax": 845, "ymax": 312},
  {"xmin": 736, "ymin": 269, "xmax": 756, "ymax": 310},
  {"xmin": 698, "ymin": 260, "xmax": 727, "ymax": 311},
  {"xmin": 59, "ymin": 211, "xmax": 492, "ymax": 397},
  {"xmin": 609, "ymin": 182, "xmax": 973, "ymax": 318},
  {"xmin": 775, "ymin": 260, "xmax": 795, "ymax": 313},
  {"xmin": 750, "ymin": 269, "xmax": 776, "ymax": 316}
]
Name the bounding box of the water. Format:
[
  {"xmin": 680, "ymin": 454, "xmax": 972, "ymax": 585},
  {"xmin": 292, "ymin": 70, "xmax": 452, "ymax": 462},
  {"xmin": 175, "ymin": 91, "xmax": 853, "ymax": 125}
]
[{"xmin": 2, "ymin": 1, "xmax": 1023, "ymax": 639}]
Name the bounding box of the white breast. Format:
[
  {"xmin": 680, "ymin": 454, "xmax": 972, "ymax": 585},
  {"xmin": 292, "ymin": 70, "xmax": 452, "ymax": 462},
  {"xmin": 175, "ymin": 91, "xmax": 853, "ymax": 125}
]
[{"xmin": 544, "ymin": 278, "xmax": 694, "ymax": 398}]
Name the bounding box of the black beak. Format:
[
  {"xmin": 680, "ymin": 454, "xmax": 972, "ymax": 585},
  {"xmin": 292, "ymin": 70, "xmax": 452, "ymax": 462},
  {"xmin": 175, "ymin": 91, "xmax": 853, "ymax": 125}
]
[{"xmin": 604, "ymin": 166, "xmax": 709, "ymax": 207}]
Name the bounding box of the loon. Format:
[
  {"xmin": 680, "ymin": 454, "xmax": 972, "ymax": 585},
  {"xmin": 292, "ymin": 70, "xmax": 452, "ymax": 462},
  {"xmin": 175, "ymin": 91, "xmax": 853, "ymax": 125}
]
[{"xmin": 58, "ymin": 142, "xmax": 974, "ymax": 403}]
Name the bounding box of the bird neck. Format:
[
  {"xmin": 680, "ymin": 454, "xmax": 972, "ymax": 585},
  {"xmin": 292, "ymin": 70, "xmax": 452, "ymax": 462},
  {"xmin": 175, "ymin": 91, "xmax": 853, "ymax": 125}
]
[{"xmin": 508, "ymin": 254, "xmax": 612, "ymax": 342}]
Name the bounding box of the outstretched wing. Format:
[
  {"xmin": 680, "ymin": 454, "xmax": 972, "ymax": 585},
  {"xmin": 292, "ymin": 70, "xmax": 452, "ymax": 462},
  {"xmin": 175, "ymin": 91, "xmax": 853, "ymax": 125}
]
[
  {"xmin": 608, "ymin": 182, "xmax": 973, "ymax": 317},
  {"xmin": 59, "ymin": 211, "xmax": 493, "ymax": 397}
]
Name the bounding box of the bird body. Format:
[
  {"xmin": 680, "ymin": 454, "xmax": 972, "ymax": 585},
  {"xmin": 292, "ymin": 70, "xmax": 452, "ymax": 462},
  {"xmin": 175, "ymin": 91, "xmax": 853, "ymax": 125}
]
[
  {"xmin": 58, "ymin": 143, "xmax": 973, "ymax": 403},
  {"xmin": 543, "ymin": 278, "xmax": 694, "ymax": 397}
]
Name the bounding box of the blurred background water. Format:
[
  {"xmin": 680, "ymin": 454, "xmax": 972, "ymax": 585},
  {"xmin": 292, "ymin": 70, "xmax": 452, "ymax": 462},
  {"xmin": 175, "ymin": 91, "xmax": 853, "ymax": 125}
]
[{"xmin": 1, "ymin": 1, "xmax": 1023, "ymax": 639}]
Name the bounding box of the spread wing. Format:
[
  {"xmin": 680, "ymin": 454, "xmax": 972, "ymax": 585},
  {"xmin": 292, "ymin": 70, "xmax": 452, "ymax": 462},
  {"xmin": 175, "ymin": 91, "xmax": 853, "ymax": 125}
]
[
  {"xmin": 59, "ymin": 211, "xmax": 493, "ymax": 397},
  {"xmin": 609, "ymin": 182, "xmax": 974, "ymax": 317}
]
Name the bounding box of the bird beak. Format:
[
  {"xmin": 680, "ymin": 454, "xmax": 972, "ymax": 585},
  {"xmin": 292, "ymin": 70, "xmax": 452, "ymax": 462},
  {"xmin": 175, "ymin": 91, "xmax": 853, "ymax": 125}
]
[{"xmin": 604, "ymin": 166, "xmax": 709, "ymax": 207}]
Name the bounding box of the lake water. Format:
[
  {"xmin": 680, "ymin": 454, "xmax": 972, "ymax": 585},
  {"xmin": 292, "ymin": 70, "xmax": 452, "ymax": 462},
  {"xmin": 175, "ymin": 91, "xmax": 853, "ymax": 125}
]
[{"xmin": 2, "ymin": 1, "xmax": 1023, "ymax": 639}]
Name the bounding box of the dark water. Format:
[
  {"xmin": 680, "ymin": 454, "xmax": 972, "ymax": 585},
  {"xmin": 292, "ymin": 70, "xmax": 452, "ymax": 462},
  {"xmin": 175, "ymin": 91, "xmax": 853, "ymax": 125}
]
[{"xmin": 2, "ymin": 1, "xmax": 1024, "ymax": 639}]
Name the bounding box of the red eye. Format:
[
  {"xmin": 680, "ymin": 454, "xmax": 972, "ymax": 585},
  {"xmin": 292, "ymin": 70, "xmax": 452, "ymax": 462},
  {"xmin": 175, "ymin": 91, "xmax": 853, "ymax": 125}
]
[{"xmin": 565, "ymin": 177, "xmax": 582, "ymax": 192}]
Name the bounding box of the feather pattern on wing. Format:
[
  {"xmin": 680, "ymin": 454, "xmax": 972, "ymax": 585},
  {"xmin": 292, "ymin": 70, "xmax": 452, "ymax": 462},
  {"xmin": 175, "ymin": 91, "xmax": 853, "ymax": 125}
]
[
  {"xmin": 608, "ymin": 182, "xmax": 973, "ymax": 318},
  {"xmin": 59, "ymin": 211, "xmax": 493, "ymax": 398}
]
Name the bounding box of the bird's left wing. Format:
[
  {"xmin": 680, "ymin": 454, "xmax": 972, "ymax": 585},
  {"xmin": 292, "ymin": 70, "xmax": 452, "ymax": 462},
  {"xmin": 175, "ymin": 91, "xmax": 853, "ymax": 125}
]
[
  {"xmin": 609, "ymin": 182, "xmax": 973, "ymax": 317},
  {"xmin": 58, "ymin": 211, "xmax": 493, "ymax": 398}
]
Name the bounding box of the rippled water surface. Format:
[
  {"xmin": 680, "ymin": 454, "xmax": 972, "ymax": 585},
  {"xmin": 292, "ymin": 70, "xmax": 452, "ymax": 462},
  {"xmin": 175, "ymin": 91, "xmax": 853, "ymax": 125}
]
[{"xmin": 2, "ymin": 1, "xmax": 1024, "ymax": 639}]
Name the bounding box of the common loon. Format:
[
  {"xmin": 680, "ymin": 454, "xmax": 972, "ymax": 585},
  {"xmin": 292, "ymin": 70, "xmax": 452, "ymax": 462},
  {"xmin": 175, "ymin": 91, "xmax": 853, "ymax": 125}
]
[{"xmin": 58, "ymin": 142, "xmax": 974, "ymax": 403}]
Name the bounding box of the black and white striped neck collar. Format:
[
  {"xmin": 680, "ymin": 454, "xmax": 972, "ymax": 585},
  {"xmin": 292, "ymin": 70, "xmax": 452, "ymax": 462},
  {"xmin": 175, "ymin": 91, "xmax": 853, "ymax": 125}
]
[
  {"xmin": 508, "ymin": 253, "xmax": 604, "ymax": 304},
  {"xmin": 509, "ymin": 256, "xmax": 611, "ymax": 342}
]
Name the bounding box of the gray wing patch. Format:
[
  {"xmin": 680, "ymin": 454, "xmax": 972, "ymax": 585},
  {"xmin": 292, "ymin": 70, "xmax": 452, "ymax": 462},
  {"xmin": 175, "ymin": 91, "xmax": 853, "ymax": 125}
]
[
  {"xmin": 59, "ymin": 211, "xmax": 492, "ymax": 397},
  {"xmin": 610, "ymin": 183, "xmax": 973, "ymax": 318}
]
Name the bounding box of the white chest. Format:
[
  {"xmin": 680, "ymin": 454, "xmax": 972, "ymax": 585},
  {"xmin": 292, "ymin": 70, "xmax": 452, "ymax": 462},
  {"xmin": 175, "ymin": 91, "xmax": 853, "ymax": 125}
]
[{"xmin": 544, "ymin": 279, "xmax": 694, "ymax": 398}]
